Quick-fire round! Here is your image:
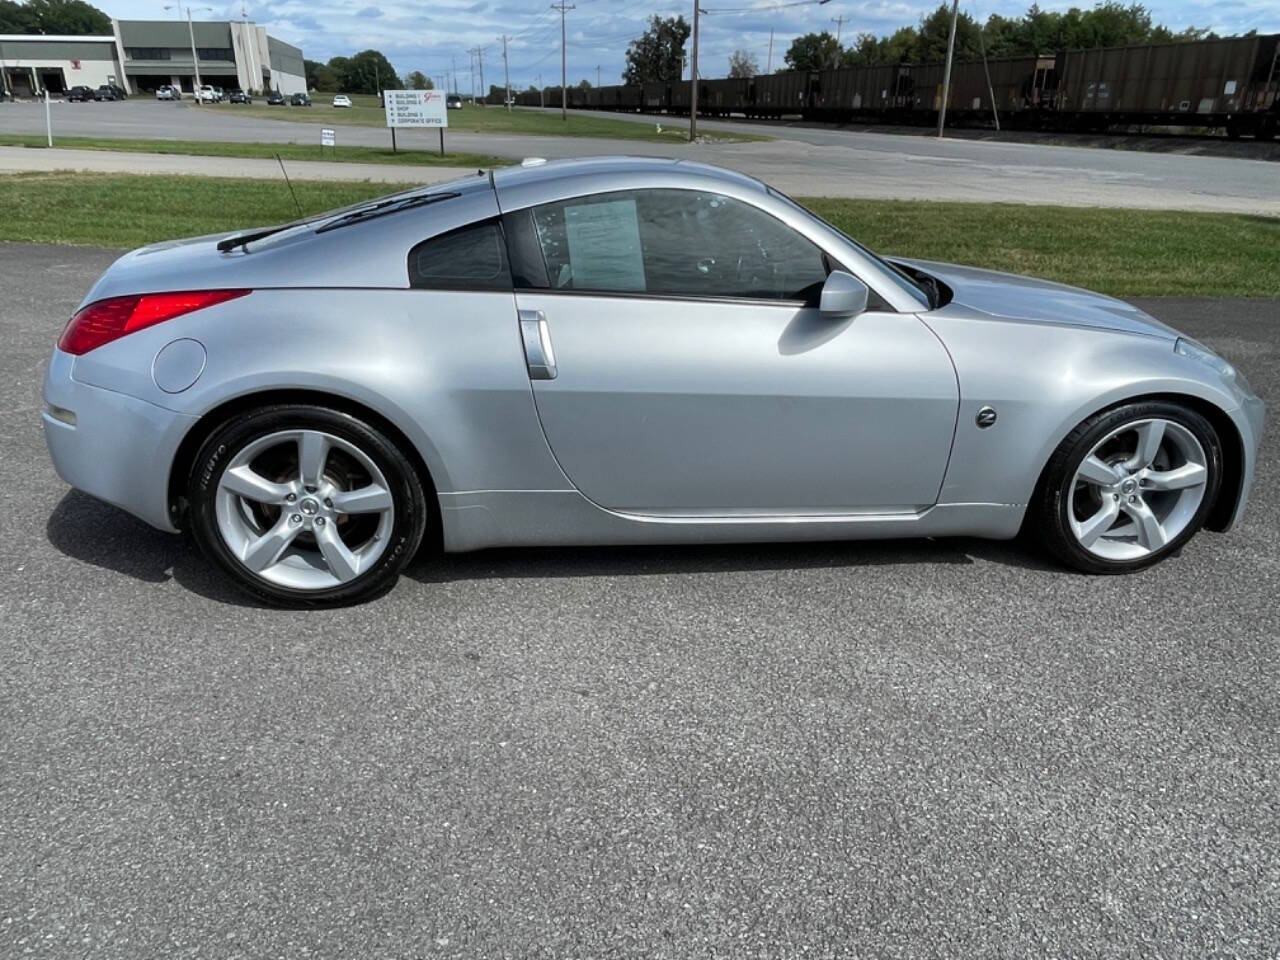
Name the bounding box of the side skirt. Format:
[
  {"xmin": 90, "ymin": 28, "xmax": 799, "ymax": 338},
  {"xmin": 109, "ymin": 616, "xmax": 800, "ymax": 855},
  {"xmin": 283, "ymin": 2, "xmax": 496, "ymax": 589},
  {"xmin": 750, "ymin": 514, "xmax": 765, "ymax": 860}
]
[{"xmin": 438, "ymin": 490, "xmax": 1026, "ymax": 552}]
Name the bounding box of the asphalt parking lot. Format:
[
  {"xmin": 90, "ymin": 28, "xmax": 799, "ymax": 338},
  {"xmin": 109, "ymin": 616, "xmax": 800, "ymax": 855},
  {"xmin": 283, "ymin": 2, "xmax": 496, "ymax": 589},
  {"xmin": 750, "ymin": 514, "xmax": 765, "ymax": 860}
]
[{"xmin": 2, "ymin": 243, "xmax": 1278, "ymax": 958}]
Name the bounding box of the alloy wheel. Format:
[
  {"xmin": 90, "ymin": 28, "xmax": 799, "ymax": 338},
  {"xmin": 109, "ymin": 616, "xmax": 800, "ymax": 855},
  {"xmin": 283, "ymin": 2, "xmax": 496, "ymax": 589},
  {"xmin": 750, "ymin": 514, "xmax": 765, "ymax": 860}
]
[
  {"xmin": 214, "ymin": 429, "xmax": 395, "ymax": 590},
  {"xmin": 1068, "ymin": 418, "xmax": 1209, "ymax": 561}
]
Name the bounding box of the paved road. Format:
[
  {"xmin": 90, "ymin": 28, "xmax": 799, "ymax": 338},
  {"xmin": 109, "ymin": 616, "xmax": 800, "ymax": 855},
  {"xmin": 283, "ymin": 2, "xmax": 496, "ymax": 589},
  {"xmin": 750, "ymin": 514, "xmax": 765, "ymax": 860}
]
[
  {"xmin": 2, "ymin": 243, "xmax": 1277, "ymax": 958},
  {"xmin": 0, "ymin": 145, "xmax": 476, "ymax": 186},
  {"xmin": 4, "ymin": 99, "xmax": 1279, "ymax": 213}
]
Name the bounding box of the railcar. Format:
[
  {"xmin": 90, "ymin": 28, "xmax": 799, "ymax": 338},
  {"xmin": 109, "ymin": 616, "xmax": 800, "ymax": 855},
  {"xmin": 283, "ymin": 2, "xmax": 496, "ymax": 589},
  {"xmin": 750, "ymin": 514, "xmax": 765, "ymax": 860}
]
[
  {"xmin": 1055, "ymin": 34, "xmax": 1279, "ymax": 138},
  {"xmin": 509, "ymin": 33, "xmax": 1279, "ymax": 138}
]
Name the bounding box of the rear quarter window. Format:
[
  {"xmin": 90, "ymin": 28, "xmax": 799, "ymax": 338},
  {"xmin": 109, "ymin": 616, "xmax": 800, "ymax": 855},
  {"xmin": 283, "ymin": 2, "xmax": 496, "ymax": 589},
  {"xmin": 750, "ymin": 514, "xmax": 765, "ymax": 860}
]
[{"xmin": 408, "ymin": 220, "xmax": 512, "ymax": 291}]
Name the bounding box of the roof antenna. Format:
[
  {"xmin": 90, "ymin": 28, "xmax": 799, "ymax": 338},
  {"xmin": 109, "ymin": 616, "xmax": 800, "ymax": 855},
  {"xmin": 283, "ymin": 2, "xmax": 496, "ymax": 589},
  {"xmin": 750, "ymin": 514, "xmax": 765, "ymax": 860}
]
[{"xmin": 275, "ymin": 153, "xmax": 303, "ymax": 217}]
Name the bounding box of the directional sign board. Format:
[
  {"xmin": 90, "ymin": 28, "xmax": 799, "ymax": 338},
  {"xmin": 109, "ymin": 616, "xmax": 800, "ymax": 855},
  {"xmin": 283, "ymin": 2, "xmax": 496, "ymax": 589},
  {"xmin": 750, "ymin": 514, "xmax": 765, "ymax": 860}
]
[{"xmin": 384, "ymin": 89, "xmax": 448, "ymax": 128}]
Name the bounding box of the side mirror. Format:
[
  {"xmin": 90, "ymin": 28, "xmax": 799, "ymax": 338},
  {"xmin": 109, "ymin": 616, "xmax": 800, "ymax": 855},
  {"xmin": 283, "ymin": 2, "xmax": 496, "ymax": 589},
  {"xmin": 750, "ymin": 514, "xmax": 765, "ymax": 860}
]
[{"xmin": 820, "ymin": 270, "xmax": 869, "ymax": 320}]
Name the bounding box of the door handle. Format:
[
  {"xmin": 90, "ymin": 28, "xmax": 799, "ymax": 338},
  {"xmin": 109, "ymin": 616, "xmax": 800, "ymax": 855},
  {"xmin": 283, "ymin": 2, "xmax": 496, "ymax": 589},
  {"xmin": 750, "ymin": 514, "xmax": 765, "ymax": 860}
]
[{"xmin": 519, "ymin": 309, "xmax": 557, "ymax": 380}]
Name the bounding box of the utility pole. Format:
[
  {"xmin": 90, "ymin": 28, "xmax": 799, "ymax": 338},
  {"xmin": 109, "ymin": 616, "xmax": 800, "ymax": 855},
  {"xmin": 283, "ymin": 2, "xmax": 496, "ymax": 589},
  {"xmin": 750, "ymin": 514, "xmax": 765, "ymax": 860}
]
[
  {"xmin": 467, "ymin": 46, "xmax": 486, "ymax": 103},
  {"xmin": 766, "ymin": 27, "xmax": 773, "ymax": 73},
  {"xmin": 187, "ymin": 9, "xmax": 203, "ymax": 96},
  {"xmin": 977, "ymin": 23, "xmax": 999, "ymax": 130},
  {"xmin": 452, "ymin": 53, "xmax": 457, "ymax": 94},
  {"xmin": 551, "ymin": 0, "xmax": 574, "ymax": 120},
  {"xmin": 830, "ymin": 14, "xmax": 846, "ymax": 68},
  {"xmin": 596, "ymin": 64, "xmax": 600, "ymax": 88},
  {"xmin": 689, "ymin": 0, "xmax": 700, "ymax": 141},
  {"xmin": 500, "ymin": 35, "xmax": 511, "ymax": 110},
  {"xmin": 937, "ymin": 0, "xmax": 959, "ymax": 137},
  {"xmin": 538, "ymin": 72, "xmax": 544, "ymax": 107},
  {"xmin": 166, "ymin": 5, "xmax": 212, "ymax": 98}
]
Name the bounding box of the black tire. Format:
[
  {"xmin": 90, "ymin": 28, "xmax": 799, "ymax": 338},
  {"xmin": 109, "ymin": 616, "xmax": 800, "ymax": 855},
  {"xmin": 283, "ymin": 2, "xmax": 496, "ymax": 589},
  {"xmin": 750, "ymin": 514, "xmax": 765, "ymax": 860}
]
[
  {"xmin": 1030, "ymin": 400, "xmax": 1222, "ymax": 574},
  {"xmin": 187, "ymin": 404, "xmax": 428, "ymax": 607}
]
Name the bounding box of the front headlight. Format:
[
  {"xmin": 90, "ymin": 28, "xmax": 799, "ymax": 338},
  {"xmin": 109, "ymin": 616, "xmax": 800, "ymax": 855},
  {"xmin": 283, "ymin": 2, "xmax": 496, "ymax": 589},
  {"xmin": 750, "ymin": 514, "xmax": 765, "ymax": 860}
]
[{"xmin": 1175, "ymin": 337, "xmax": 1235, "ymax": 380}]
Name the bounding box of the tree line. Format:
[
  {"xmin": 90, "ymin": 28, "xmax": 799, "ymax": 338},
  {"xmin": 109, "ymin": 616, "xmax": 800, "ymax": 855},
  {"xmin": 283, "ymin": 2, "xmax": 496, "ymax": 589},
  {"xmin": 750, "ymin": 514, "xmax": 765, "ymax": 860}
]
[
  {"xmin": 620, "ymin": 3, "xmax": 1246, "ymax": 84},
  {"xmin": 304, "ymin": 51, "xmax": 405, "ymax": 94},
  {"xmin": 785, "ymin": 1, "xmax": 1232, "ymax": 72},
  {"xmin": 0, "ymin": 0, "xmax": 110, "ymax": 34}
]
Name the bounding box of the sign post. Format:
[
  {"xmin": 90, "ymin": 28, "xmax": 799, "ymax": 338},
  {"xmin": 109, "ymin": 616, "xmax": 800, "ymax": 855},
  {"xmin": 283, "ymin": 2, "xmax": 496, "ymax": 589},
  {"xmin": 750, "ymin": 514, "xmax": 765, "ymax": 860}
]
[
  {"xmin": 383, "ymin": 89, "xmax": 449, "ymax": 157},
  {"xmin": 320, "ymin": 127, "xmax": 335, "ymax": 157}
]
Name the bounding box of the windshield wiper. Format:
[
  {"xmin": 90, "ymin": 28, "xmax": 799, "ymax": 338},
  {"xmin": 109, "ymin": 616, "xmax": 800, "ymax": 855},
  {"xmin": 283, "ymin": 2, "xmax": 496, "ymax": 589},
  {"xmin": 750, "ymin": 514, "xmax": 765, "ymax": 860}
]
[
  {"xmin": 217, "ymin": 226, "xmax": 289, "ymax": 252},
  {"xmin": 315, "ymin": 191, "xmax": 460, "ymax": 234}
]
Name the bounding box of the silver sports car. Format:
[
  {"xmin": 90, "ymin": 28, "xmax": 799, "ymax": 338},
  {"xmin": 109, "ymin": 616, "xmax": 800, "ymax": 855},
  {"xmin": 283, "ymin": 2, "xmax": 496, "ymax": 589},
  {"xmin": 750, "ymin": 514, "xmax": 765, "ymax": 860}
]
[{"xmin": 43, "ymin": 157, "xmax": 1264, "ymax": 606}]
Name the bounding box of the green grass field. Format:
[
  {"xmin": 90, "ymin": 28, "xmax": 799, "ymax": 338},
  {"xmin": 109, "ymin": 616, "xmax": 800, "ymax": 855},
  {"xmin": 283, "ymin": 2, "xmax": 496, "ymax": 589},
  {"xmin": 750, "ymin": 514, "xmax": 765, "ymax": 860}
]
[
  {"xmin": 2, "ymin": 172, "xmax": 1275, "ymax": 298},
  {"xmin": 803, "ymin": 198, "xmax": 1280, "ymax": 299},
  {"xmin": 218, "ymin": 95, "xmax": 767, "ymax": 143},
  {"xmin": 0, "ymin": 133, "xmax": 505, "ymax": 169}
]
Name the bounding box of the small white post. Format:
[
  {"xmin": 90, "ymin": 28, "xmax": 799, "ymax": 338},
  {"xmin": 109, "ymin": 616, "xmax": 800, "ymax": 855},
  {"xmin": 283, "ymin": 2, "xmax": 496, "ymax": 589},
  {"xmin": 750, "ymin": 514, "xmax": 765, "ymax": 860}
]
[{"xmin": 45, "ymin": 88, "xmax": 53, "ymax": 146}]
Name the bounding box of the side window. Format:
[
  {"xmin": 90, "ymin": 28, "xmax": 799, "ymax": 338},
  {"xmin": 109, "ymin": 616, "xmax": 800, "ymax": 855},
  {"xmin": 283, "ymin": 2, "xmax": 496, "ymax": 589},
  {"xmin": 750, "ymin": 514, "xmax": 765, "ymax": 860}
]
[
  {"xmin": 408, "ymin": 220, "xmax": 511, "ymax": 291},
  {"xmin": 526, "ymin": 189, "xmax": 830, "ymax": 303}
]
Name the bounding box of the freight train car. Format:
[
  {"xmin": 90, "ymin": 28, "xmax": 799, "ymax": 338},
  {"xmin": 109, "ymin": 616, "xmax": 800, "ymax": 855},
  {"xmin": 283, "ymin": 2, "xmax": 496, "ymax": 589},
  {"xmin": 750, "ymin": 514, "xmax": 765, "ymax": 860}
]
[
  {"xmin": 1056, "ymin": 34, "xmax": 1279, "ymax": 137},
  {"xmin": 747, "ymin": 70, "xmax": 809, "ymax": 117},
  {"xmin": 503, "ymin": 33, "xmax": 1279, "ymax": 138}
]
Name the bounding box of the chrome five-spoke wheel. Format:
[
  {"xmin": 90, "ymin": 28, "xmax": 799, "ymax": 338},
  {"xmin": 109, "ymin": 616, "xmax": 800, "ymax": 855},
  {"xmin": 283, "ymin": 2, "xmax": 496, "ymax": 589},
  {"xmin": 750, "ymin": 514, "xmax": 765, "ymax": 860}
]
[
  {"xmin": 1068, "ymin": 418, "xmax": 1208, "ymax": 561},
  {"xmin": 1034, "ymin": 400, "xmax": 1222, "ymax": 573},
  {"xmin": 215, "ymin": 429, "xmax": 396, "ymax": 589},
  {"xmin": 190, "ymin": 405, "xmax": 427, "ymax": 606}
]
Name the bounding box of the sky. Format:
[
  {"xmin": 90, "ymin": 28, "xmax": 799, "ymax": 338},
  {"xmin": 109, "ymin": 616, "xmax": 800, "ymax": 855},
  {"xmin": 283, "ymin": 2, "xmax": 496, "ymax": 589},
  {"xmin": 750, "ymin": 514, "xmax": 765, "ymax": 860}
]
[{"xmin": 108, "ymin": 0, "xmax": 1280, "ymax": 92}]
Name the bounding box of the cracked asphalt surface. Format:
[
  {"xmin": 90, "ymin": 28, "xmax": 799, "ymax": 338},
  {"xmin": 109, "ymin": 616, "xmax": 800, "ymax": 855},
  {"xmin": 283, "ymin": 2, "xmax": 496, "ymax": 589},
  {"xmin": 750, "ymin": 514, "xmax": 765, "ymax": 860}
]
[{"xmin": 2, "ymin": 243, "xmax": 1277, "ymax": 958}]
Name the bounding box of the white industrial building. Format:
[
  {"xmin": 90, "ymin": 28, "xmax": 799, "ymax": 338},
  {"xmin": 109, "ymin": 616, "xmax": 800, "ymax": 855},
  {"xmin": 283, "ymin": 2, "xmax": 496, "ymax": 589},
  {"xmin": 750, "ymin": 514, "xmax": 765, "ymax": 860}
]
[{"xmin": 0, "ymin": 18, "xmax": 305, "ymax": 98}]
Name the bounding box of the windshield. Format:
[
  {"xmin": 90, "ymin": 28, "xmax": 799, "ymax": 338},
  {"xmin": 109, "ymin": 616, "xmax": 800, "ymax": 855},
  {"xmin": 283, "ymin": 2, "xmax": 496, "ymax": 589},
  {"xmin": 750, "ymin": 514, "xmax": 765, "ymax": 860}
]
[{"xmin": 768, "ymin": 187, "xmax": 933, "ymax": 309}]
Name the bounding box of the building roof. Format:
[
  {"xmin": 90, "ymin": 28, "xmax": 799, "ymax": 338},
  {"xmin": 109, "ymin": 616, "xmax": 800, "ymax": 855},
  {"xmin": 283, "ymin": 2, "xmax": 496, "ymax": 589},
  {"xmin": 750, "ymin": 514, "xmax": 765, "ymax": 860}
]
[{"xmin": 0, "ymin": 34, "xmax": 116, "ymax": 42}]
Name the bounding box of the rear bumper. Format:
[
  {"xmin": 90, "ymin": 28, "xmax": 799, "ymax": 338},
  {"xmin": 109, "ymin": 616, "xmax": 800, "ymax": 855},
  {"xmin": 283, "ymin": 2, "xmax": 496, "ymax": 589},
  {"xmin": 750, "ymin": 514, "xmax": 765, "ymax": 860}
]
[{"xmin": 42, "ymin": 349, "xmax": 196, "ymax": 533}]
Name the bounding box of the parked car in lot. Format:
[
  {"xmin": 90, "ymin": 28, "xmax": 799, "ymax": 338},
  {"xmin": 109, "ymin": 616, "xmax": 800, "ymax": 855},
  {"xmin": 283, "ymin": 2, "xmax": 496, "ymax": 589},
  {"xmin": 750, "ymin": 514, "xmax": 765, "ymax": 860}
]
[
  {"xmin": 446, "ymin": 93, "xmax": 463, "ymax": 109},
  {"xmin": 213, "ymin": 86, "xmax": 225, "ymax": 102},
  {"xmin": 66, "ymin": 85, "xmax": 96, "ymax": 102},
  {"xmin": 332, "ymin": 94, "xmax": 352, "ymax": 107},
  {"xmin": 155, "ymin": 84, "xmax": 180, "ymax": 100},
  {"xmin": 265, "ymin": 90, "xmax": 285, "ymax": 105},
  {"xmin": 229, "ymin": 89, "xmax": 252, "ymax": 104},
  {"xmin": 93, "ymin": 84, "xmax": 126, "ymax": 101},
  {"xmin": 195, "ymin": 84, "xmax": 217, "ymax": 103},
  {"xmin": 41, "ymin": 157, "xmax": 1265, "ymax": 606},
  {"xmin": 289, "ymin": 92, "xmax": 312, "ymax": 106}
]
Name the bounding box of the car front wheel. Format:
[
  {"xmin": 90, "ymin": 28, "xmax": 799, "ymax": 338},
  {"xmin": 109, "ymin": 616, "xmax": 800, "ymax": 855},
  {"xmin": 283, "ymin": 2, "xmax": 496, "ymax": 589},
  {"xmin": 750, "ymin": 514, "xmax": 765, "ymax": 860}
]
[
  {"xmin": 1032, "ymin": 400, "xmax": 1222, "ymax": 573},
  {"xmin": 188, "ymin": 405, "xmax": 428, "ymax": 606}
]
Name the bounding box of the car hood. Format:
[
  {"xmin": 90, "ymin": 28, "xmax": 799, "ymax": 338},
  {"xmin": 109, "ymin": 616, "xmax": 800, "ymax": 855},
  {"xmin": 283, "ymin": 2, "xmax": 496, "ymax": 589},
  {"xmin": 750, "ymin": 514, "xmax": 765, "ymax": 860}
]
[{"xmin": 895, "ymin": 258, "xmax": 1181, "ymax": 341}]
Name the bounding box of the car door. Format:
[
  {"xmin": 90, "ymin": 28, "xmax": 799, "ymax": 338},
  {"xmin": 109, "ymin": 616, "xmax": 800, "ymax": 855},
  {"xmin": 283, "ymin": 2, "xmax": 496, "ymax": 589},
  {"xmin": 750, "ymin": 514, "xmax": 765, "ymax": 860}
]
[{"xmin": 504, "ymin": 187, "xmax": 958, "ymax": 515}]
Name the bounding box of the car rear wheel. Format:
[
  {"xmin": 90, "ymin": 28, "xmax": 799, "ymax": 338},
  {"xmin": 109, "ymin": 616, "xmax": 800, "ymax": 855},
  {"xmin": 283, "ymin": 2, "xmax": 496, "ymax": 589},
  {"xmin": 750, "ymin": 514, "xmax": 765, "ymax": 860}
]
[
  {"xmin": 188, "ymin": 405, "xmax": 427, "ymax": 607},
  {"xmin": 1032, "ymin": 400, "xmax": 1222, "ymax": 573}
]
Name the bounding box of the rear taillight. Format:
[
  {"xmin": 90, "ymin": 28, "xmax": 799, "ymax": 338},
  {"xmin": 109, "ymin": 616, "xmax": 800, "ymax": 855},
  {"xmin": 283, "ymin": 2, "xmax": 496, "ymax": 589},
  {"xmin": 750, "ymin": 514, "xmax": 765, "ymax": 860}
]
[{"xmin": 58, "ymin": 289, "xmax": 251, "ymax": 355}]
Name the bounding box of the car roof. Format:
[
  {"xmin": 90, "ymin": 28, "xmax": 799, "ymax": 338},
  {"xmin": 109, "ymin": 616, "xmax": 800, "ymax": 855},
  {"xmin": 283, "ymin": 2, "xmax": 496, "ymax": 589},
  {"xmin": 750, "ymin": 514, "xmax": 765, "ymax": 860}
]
[{"xmin": 490, "ymin": 156, "xmax": 766, "ymax": 197}]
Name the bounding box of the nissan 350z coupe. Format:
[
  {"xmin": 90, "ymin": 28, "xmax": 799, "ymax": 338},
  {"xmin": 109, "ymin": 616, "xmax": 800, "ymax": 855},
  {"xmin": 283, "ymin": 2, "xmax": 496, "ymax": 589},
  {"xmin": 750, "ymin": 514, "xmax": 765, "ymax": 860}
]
[{"xmin": 43, "ymin": 158, "xmax": 1264, "ymax": 606}]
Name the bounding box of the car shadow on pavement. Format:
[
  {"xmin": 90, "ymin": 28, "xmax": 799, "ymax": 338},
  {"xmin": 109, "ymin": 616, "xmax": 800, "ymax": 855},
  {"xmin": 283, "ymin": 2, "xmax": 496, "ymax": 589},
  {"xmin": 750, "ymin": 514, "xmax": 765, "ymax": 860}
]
[
  {"xmin": 405, "ymin": 533, "xmax": 1056, "ymax": 585},
  {"xmin": 45, "ymin": 491, "xmax": 258, "ymax": 606},
  {"xmin": 46, "ymin": 490, "xmax": 1056, "ymax": 604}
]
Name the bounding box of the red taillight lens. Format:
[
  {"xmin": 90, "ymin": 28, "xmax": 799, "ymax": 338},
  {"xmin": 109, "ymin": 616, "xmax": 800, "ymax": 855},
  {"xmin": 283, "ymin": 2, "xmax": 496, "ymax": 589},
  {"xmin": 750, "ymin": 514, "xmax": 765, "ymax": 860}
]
[{"xmin": 58, "ymin": 289, "xmax": 251, "ymax": 355}]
